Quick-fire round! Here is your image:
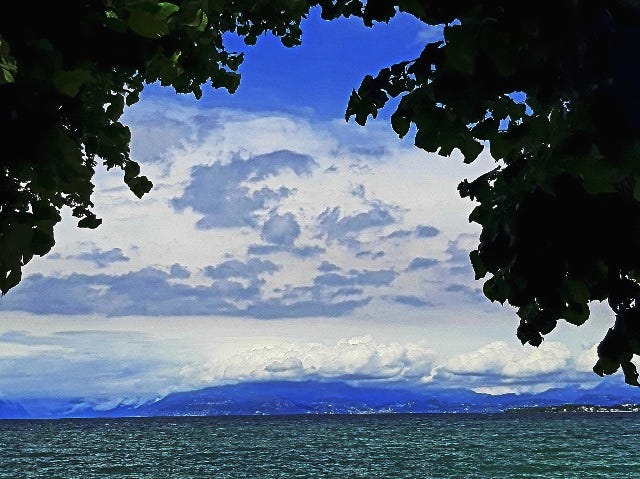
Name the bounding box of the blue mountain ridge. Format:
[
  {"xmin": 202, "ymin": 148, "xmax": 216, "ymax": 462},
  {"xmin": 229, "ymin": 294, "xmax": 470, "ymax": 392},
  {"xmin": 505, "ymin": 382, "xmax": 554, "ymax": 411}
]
[
  {"xmin": 3, "ymin": 378, "xmax": 640, "ymax": 419},
  {"xmin": 0, "ymin": 399, "xmax": 29, "ymax": 419}
]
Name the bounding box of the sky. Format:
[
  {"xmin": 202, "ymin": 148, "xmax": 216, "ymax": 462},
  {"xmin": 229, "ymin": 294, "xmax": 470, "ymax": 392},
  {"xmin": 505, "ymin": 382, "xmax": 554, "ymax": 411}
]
[{"xmin": 0, "ymin": 10, "xmax": 623, "ymax": 406}]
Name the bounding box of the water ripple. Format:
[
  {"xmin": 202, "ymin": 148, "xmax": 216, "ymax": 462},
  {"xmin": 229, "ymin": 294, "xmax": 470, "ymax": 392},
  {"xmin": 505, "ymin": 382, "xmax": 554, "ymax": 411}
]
[{"xmin": 0, "ymin": 414, "xmax": 639, "ymax": 478}]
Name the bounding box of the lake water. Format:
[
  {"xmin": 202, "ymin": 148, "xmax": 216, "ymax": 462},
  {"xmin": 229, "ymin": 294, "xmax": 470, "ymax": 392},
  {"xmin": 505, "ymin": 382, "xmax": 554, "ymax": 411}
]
[{"xmin": 1, "ymin": 413, "xmax": 639, "ymax": 478}]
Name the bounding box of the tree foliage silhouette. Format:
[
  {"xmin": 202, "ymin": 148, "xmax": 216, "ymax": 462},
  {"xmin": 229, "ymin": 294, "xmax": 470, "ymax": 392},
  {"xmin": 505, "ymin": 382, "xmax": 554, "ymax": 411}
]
[
  {"xmin": 347, "ymin": 0, "xmax": 640, "ymax": 384},
  {"xmin": 0, "ymin": 0, "xmax": 323, "ymax": 295},
  {"xmin": 2, "ymin": 0, "xmax": 640, "ymax": 383}
]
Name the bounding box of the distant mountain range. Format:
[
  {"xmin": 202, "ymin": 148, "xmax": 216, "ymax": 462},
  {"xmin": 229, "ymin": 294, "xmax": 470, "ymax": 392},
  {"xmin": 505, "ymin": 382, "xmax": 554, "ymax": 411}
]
[{"xmin": 3, "ymin": 379, "xmax": 640, "ymax": 419}]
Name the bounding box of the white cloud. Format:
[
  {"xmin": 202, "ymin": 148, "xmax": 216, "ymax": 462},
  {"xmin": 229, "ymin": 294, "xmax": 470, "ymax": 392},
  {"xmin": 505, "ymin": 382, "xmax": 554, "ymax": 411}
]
[
  {"xmin": 0, "ymin": 312, "xmax": 611, "ymax": 400},
  {"xmin": 3, "ymin": 97, "xmax": 618, "ymax": 399},
  {"xmin": 576, "ymin": 343, "xmax": 599, "ymax": 372},
  {"xmin": 13, "ymin": 98, "xmax": 500, "ymax": 324},
  {"xmin": 0, "ymin": 342, "xmax": 68, "ymax": 359},
  {"xmin": 503, "ymin": 342, "xmax": 571, "ymax": 377},
  {"xmin": 181, "ymin": 334, "xmax": 438, "ymax": 388},
  {"xmin": 445, "ymin": 340, "xmax": 571, "ymax": 379}
]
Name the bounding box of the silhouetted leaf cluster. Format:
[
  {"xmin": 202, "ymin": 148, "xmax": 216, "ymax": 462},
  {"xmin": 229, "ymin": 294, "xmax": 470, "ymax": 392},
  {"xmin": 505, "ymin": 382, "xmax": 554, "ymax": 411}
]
[
  {"xmin": 346, "ymin": 0, "xmax": 640, "ymax": 385},
  {"xmin": 0, "ymin": 0, "xmax": 322, "ymax": 294}
]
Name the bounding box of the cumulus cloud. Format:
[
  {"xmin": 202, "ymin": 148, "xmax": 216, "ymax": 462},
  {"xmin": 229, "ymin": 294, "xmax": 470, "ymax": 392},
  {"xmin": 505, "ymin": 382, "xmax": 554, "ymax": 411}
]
[
  {"xmin": 171, "ymin": 150, "xmax": 316, "ymax": 229},
  {"xmin": 169, "ymin": 263, "xmax": 191, "ymax": 279},
  {"xmin": 381, "ymin": 224, "xmax": 440, "ymax": 241},
  {"xmin": 318, "ymin": 261, "xmax": 340, "ymax": 272},
  {"xmin": 388, "ymin": 295, "xmax": 432, "ymax": 307},
  {"xmin": 246, "ymin": 211, "xmax": 326, "ymax": 258},
  {"xmin": 381, "ymin": 229, "xmax": 413, "ymax": 240},
  {"xmin": 445, "ymin": 341, "xmax": 572, "ymax": 379},
  {"xmin": 348, "ymin": 145, "xmax": 389, "ymax": 158},
  {"xmin": 125, "ymin": 105, "xmax": 217, "ymax": 164},
  {"xmin": 247, "ymin": 244, "xmax": 325, "ymax": 258},
  {"xmin": 0, "ymin": 266, "xmax": 372, "ymax": 318},
  {"xmin": 416, "ymin": 225, "xmax": 440, "ymax": 238},
  {"xmin": 356, "ymin": 250, "xmax": 385, "ymax": 259},
  {"xmin": 0, "ymin": 269, "xmax": 260, "ymax": 316},
  {"xmin": 446, "ymin": 234, "xmax": 477, "ymax": 264},
  {"xmin": 260, "ymin": 212, "xmax": 301, "ymax": 246},
  {"xmin": 350, "ymin": 183, "xmax": 366, "ymax": 199},
  {"xmin": 317, "ymin": 204, "xmax": 396, "ymax": 245},
  {"xmin": 575, "ymin": 343, "xmax": 599, "ymax": 372},
  {"xmin": 406, "ymin": 257, "xmax": 439, "ymax": 271},
  {"xmin": 243, "ymin": 297, "xmax": 371, "ymax": 319},
  {"xmin": 349, "ymin": 162, "xmax": 372, "ymax": 174},
  {"xmin": 204, "ymin": 258, "xmax": 279, "ymax": 280},
  {"xmin": 190, "ymin": 335, "xmax": 438, "ymax": 385},
  {"xmin": 331, "ymin": 287, "xmax": 364, "ymax": 298},
  {"xmin": 4, "ymin": 332, "xmax": 438, "ymax": 400},
  {"xmin": 0, "ymin": 326, "xmax": 607, "ymax": 400},
  {"xmin": 444, "ymin": 283, "xmax": 485, "ymax": 303},
  {"xmin": 72, "ymin": 247, "xmax": 130, "ymax": 268},
  {"xmin": 314, "ymin": 269, "xmax": 396, "ymax": 287},
  {"xmin": 11, "ymin": 92, "xmax": 532, "ymax": 399}
]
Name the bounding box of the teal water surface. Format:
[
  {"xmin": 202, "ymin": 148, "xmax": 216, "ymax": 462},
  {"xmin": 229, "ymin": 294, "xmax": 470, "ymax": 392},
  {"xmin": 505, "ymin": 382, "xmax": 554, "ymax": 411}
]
[{"xmin": 0, "ymin": 413, "xmax": 639, "ymax": 478}]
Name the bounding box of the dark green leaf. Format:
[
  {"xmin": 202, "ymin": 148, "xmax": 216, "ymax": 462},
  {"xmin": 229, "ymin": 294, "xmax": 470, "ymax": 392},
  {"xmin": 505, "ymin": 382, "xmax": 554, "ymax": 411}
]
[
  {"xmin": 469, "ymin": 250, "xmax": 487, "ymax": 279},
  {"xmin": 391, "ymin": 112, "xmax": 410, "ymax": 137},
  {"xmin": 562, "ymin": 302, "xmax": 589, "ymax": 326},
  {"xmin": 53, "ymin": 68, "xmax": 92, "ymax": 97},
  {"xmin": 128, "ymin": 2, "xmax": 180, "ymax": 38},
  {"xmin": 31, "ymin": 229, "xmax": 55, "ymax": 256},
  {"xmin": 566, "ymin": 279, "xmax": 590, "ymax": 304},
  {"xmin": 0, "ymin": 38, "xmax": 17, "ymax": 84},
  {"xmin": 126, "ymin": 175, "xmax": 153, "ymax": 199},
  {"xmin": 593, "ymin": 357, "xmax": 620, "ymax": 376},
  {"xmin": 621, "ymin": 360, "xmax": 640, "ymax": 386},
  {"xmin": 78, "ymin": 216, "xmax": 102, "ymax": 229},
  {"xmin": 1, "ymin": 268, "xmax": 21, "ymax": 295},
  {"xmin": 459, "ymin": 137, "xmax": 484, "ymax": 164},
  {"xmin": 105, "ymin": 10, "xmax": 127, "ymax": 32},
  {"xmin": 483, "ymin": 275, "xmax": 509, "ymax": 304}
]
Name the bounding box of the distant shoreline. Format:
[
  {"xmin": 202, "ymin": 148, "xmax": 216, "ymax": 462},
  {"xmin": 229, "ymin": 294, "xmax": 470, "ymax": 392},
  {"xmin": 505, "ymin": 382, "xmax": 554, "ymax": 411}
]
[
  {"xmin": 3, "ymin": 407, "xmax": 640, "ymax": 421},
  {"xmin": 506, "ymin": 404, "xmax": 640, "ymax": 413}
]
